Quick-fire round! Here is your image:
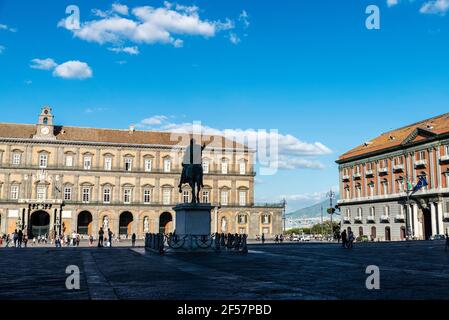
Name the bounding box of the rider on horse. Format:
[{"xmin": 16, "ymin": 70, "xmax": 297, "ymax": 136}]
[{"xmin": 178, "ymin": 139, "xmax": 206, "ymax": 203}]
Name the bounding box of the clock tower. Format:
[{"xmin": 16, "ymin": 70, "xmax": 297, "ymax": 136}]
[{"xmin": 34, "ymin": 106, "xmax": 56, "ymax": 140}]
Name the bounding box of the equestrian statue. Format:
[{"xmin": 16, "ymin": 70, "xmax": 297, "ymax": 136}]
[{"xmin": 178, "ymin": 138, "xmax": 206, "ymax": 204}]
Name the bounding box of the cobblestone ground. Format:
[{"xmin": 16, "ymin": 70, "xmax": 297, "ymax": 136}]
[{"xmin": 1, "ymin": 241, "xmax": 449, "ymax": 300}]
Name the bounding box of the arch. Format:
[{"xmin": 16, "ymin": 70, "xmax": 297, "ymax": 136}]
[
  {"xmin": 43, "ymin": 117, "xmax": 48, "ymax": 125},
  {"xmin": 30, "ymin": 211, "xmax": 50, "ymax": 238},
  {"xmin": 371, "ymin": 226, "xmax": 377, "ymax": 241},
  {"xmin": 385, "ymin": 226, "xmax": 391, "ymax": 241},
  {"xmin": 159, "ymin": 212, "xmax": 173, "ymax": 234},
  {"xmin": 359, "ymin": 226, "xmax": 364, "ymax": 237},
  {"xmin": 77, "ymin": 211, "xmax": 93, "ymax": 235},
  {"xmin": 119, "ymin": 211, "xmax": 134, "ymax": 236}
]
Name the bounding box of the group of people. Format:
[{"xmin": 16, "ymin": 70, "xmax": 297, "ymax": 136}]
[
  {"xmin": 1, "ymin": 230, "xmax": 29, "ymax": 248},
  {"xmin": 255, "ymin": 233, "xmax": 284, "ymax": 244},
  {"xmin": 340, "ymin": 228, "xmax": 355, "ymax": 249}
]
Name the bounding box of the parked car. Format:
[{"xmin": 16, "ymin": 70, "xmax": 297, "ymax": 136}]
[{"xmin": 292, "ymin": 235, "xmax": 300, "ymax": 242}]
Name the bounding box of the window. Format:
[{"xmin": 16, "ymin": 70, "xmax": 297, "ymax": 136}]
[
  {"xmin": 124, "ymin": 188, "xmax": 132, "ymax": 204},
  {"xmin": 202, "ymin": 191, "xmax": 210, "ymax": 203},
  {"xmin": 418, "ymin": 151, "xmax": 426, "ymax": 160},
  {"xmin": 239, "ymin": 191, "xmax": 247, "ymax": 206},
  {"xmin": 183, "ymin": 190, "xmax": 190, "ymax": 203},
  {"xmin": 345, "ymin": 209, "xmax": 351, "ymax": 219},
  {"xmin": 382, "ymin": 180, "xmax": 389, "ymax": 195},
  {"xmin": 262, "ymin": 214, "xmax": 271, "ymax": 224},
  {"xmin": 445, "ymin": 145, "xmax": 449, "ymax": 156},
  {"xmin": 366, "ymin": 163, "xmax": 372, "ymax": 171},
  {"xmin": 82, "ymin": 188, "xmax": 91, "ymax": 203},
  {"xmin": 163, "ymin": 188, "xmax": 171, "ymax": 205},
  {"xmin": 398, "ymin": 178, "xmax": 405, "ymax": 192},
  {"xmin": 345, "ymin": 186, "xmax": 350, "ymax": 199},
  {"xmin": 64, "ymin": 187, "xmax": 72, "ymax": 201},
  {"xmin": 220, "ymin": 190, "xmax": 229, "ymax": 206},
  {"xmin": 238, "ymin": 214, "xmax": 247, "ymax": 224},
  {"xmin": 144, "ymin": 159, "xmax": 152, "ymax": 172},
  {"xmin": 202, "ymin": 159, "xmax": 210, "ymax": 174},
  {"xmin": 65, "ymin": 155, "xmax": 73, "ymax": 167},
  {"xmin": 83, "ymin": 156, "xmax": 92, "ymax": 170},
  {"xmin": 103, "ymin": 188, "xmax": 111, "ymax": 204},
  {"xmin": 355, "ymin": 184, "xmax": 361, "ymax": 198},
  {"xmin": 12, "ymin": 153, "xmax": 21, "ymax": 165},
  {"xmin": 370, "ymin": 207, "xmax": 376, "ymax": 217},
  {"xmin": 357, "ymin": 207, "xmax": 363, "ymax": 219},
  {"xmin": 39, "ymin": 154, "xmax": 48, "ymax": 168},
  {"xmin": 394, "ymin": 156, "xmax": 403, "ymax": 165},
  {"xmin": 239, "ymin": 161, "xmax": 246, "ymax": 175},
  {"xmin": 143, "ymin": 189, "xmax": 152, "ymax": 204},
  {"xmin": 368, "ymin": 183, "xmax": 375, "ymax": 197},
  {"xmin": 163, "ymin": 159, "xmax": 171, "ymax": 173},
  {"xmin": 37, "ymin": 186, "xmax": 46, "ymax": 201},
  {"xmin": 124, "ymin": 158, "xmax": 133, "ymax": 172},
  {"xmin": 43, "ymin": 117, "xmax": 48, "ymax": 125},
  {"xmin": 221, "ymin": 160, "xmax": 228, "ymax": 174},
  {"xmin": 104, "ymin": 157, "xmax": 112, "ymax": 171},
  {"xmin": 384, "ymin": 206, "xmax": 390, "ymax": 217},
  {"xmin": 10, "ymin": 185, "xmax": 19, "ymax": 200}
]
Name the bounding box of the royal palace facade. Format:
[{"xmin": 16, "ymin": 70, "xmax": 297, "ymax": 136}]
[
  {"xmin": 337, "ymin": 113, "xmax": 449, "ymax": 241},
  {"xmin": 0, "ymin": 107, "xmax": 283, "ymax": 239}
]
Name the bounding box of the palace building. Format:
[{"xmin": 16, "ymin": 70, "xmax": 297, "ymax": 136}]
[
  {"xmin": 337, "ymin": 113, "xmax": 449, "ymax": 241},
  {"xmin": 0, "ymin": 107, "xmax": 283, "ymax": 239}
]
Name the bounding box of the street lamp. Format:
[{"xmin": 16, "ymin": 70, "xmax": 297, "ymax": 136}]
[{"xmin": 326, "ymin": 189, "xmax": 336, "ymax": 241}]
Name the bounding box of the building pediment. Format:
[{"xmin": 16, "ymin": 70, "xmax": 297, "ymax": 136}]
[{"xmin": 401, "ymin": 127, "xmax": 437, "ymax": 146}]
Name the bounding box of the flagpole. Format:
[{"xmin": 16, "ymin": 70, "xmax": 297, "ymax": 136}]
[{"xmin": 405, "ymin": 173, "xmax": 412, "ymax": 241}]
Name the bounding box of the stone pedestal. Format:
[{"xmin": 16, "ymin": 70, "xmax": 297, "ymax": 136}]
[{"xmin": 173, "ymin": 203, "xmax": 213, "ymax": 235}]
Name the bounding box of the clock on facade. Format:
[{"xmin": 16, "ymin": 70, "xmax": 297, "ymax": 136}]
[{"xmin": 41, "ymin": 127, "xmax": 50, "ymax": 135}]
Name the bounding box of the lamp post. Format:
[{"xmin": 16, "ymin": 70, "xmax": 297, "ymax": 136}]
[
  {"xmin": 282, "ymin": 198, "xmax": 287, "ymax": 235},
  {"xmin": 326, "ymin": 189, "xmax": 336, "ymax": 240}
]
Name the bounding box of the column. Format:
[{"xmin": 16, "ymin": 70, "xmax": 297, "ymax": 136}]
[
  {"xmin": 214, "ymin": 207, "xmax": 218, "ymax": 234},
  {"xmin": 430, "ymin": 149, "xmax": 435, "ymax": 190},
  {"xmin": 436, "ymin": 147, "xmax": 442, "ymax": 189},
  {"xmin": 437, "ymin": 202, "xmax": 444, "ymax": 235},
  {"xmin": 430, "ymin": 202, "xmax": 437, "ymax": 237},
  {"xmin": 413, "ymin": 204, "xmax": 419, "ymax": 238},
  {"xmin": 407, "ymin": 204, "xmax": 413, "ymax": 237}
]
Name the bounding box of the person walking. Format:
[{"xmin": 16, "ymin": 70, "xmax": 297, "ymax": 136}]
[
  {"xmin": 108, "ymin": 229, "xmax": 113, "ymax": 247},
  {"xmin": 261, "ymin": 233, "xmax": 265, "ymax": 244},
  {"xmin": 131, "ymin": 233, "xmax": 136, "ymax": 247},
  {"xmin": 341, "ymin": 229, "xmax": 348, "ymax": 249},
  {"xmin": 445, "ymin": 233, "xmax": 449, "ymax": 251},
  {"xmin": 348, "ymin": 228, "xmax": 354, "ymax": 249},
  {"xmin": 23, "ymin": 234, "xmax": 28, "ymax": 248},
  {"xmin": 17, "ymin": 230, "xmax": 23, "ymax": 248},
  {"xmin": 89, "ymin": 235, "xmax": 94, "ymax": 247},
  {"xmin": 98, "ymin": 227, "xmax": 104, "ymax": 247},
  {"xmin": 13, "ymin": 230, "xmax": 18, "ymax": 248}
]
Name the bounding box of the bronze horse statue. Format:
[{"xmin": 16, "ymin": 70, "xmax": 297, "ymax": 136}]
[{"xmin": 178, "ymin": 139, "xmax": 205, "ymax": 204}]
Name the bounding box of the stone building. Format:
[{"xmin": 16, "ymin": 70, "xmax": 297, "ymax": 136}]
[
  {"xmin": 0, "ymin": 107, "xmax": 283, "ymax": 239},
  {"xmin": 337, "ymin": 113, "xmax": 449, "ymax": 241}
]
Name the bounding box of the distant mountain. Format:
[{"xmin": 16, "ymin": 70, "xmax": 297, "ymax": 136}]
[{"xmin": 287, "ymin": 195, "xmax": 340, "ymax": 219}]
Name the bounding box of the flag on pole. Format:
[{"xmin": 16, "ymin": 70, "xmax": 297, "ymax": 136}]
[{"xmin": 412, "ymin": 176, "xmax": 428, "ymax": 194}]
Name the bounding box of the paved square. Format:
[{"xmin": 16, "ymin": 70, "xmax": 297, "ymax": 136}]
[{"xmin": 1, "ymin": 241, "xmax": 449, "ymax": 300}]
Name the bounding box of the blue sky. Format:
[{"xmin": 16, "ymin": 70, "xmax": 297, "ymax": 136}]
[{"xmin": 1, "ymin": 0, "xmax": 449, "ymax": 211}]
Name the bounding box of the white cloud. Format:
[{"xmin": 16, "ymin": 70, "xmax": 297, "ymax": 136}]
[
  {"xmin": 239, "ymin": 10, "xmax": 250, "ymax": 28},
  {"xmin": 30, "ymin": 58, "xmax": 92, "ymax": 80},
  {"xmin": 59, "ymin": 2, "xmax": 235, "ymax": 48},
  {"xmin": 53, "ymin": 61, "xmax": 93, "ymax": 79},
  {"xmin": 30, "ymin": 58, "xmax": 58, "ymax": 70},
  {"xmin": 387, "ymin": 0, "xmax": 399, "ymax": 7},
  {"xmin": 112, "ymin": 3, "xmax": 129, "ymax": 16},
  {"xmin": 229, "ymin": 33, "xmax": 240, "ymax": 45},
  {"xmin": 0, "ymin": 23, "xmax": 16, "ymax": 32},
  {"xmin": 108, "ymin": 46, "xmax": 140, "ymax": 55},
  {"xmin": 85, "ymin": 107, "xmax": 108, "ymax": 113},
  {"xmin": 420, "ymin": 0, "xmax": 449, "ymax": 15},
  {"xmin": 0, "ymin": 45, "xmax": 4, "ymax": 54},
  {"xmin": 137, "ymin": 116, "xmax": 332, "ymax": 171}
]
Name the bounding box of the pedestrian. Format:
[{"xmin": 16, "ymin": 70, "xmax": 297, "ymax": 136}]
[
  {"xmin": 131, "ymin": 233, "xmax": 136, "ymax": 247},
  {"xmin": 98, "ymin": 227, "xmax": 104, "ymax": 247},
  {"xmin": 341, "ymin": 229, "xmax": 348, "ymax": 248},
  {"xmin": 280, "ymin": 234, "xmax": 284, "ymax": 243},
  {"xmin": 445, "ymin": 233, "xmax": 449, "ymax": 251},
  {"xmin": 275, "ymin": 234, "xmax": 279, "ymax": 244},
  {"xmin": 108, "ymin": 229, "xmax": 113, "ymax": 247},
  {"xmin": 348, "ymin": 228, "xmax": 354, "ymax": 249},
  {"xmin": 261, "ymin": 233, "xmax": 265, "ymax": 244},
  {"xmin": 5, "ymin": 234, "xmax": 11, "ymax": 248},
  {"xmin": 23, "ymin": 234, "xmax": 28, "ymax": 248},
  {"xmin": 76, "ymin": 234, "xmax": 80, "ymax": 247},
  {"xmin": 13, "ymin": 230, "xmax": 18, "ymax": 248},
  {"xmin": 89, "ymin": 235, "xmax": 94, "ymax": 247},
  {"xmin": 17, "ymin": 229, "xmax": 23, "ymax": 248}
]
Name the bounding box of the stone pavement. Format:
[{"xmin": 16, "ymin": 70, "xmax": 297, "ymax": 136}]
[{"xmin": 1, "ymin": 241, "xmax": 449, "ymax": 300}]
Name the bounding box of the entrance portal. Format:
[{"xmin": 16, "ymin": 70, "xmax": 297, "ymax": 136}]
[
  {"xmin": 77, "ymin": 211, "xmax": 93, "ymax": 235},
  {"xmin": 422, "ymin": 208, "xmax": 432, "ymax": 240},
  {"xmin": 30, "ymin": 211, "xmax": 50, "ymax": 238},
  {"xmin": 119, "ymin": 212, "xmax": 134, "ymax": 237},
  {"xmin": 159, "ymin": 212, "xmax": 173, "ymax": 234}
]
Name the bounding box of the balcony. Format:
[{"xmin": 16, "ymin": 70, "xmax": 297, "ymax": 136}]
[
  {"xmin": 393, "ymin": 164, "xmax": 404, "ymax": 172},
  {"xmin": 353, "ymin": 172, "xmax": 361, "ymax": 180},
  {"xmin": 342, "ymin": 175, "xmax": 350, "ymax": 181},
  {"xmin": 440, "ymin": 154, "xmax": 449, "ymax": 163},
  {"xmin": 395, "ymin": 214, "xmax": 405, "ymax": 222},
  {"xmin": 367, "ymin": 215, "xmax": 376, "ymax": 223},
  {"xmin": 378, "ymin": 167, "xmax": 388, "ymax": 175},
  {"xmin": 380, "ymin": 215, "xmax": 390, "ymax": 223},
  {"xmin": 365, "ymin": 170, "xmax": 374, "ymax": 177},
  {"xmin": 354, "ymin": 216, "xmax": 363, "ymax": 224},
  {"xmin": 414, "ymin": 159, "xmax": 427, "ymax": 168}
]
